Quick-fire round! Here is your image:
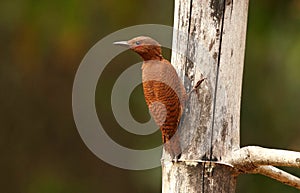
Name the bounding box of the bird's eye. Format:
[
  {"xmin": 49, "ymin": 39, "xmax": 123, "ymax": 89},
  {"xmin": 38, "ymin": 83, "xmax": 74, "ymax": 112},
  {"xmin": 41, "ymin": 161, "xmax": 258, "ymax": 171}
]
[{"xmin": 135, "ymin": 41, "xmax": 141, "ymax": 45}]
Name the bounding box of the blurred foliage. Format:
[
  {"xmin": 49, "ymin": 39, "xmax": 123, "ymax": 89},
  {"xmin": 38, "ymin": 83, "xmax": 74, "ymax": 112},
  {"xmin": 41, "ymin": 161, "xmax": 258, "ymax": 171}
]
[
  {"xmin": 0, "ymin": 0, "xmax": 299, "ymax": 192},
  {"xmin": 238, "ymin": 0, "xmax": 300, "ymax": 192}
]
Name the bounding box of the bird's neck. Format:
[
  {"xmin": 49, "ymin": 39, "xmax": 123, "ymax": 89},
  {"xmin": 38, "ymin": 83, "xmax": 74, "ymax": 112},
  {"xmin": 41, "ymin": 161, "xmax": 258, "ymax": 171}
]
[
  {"xmin": 141, "ymin": 54, "xmax": 163, "ymax": 61},
  {"xmin": 134, "ymin": 46, "xmax": 163, "ymax": 61},
  {"xmin": 139, "ymin": 48, "xmax": 163, "ymax": 61}
]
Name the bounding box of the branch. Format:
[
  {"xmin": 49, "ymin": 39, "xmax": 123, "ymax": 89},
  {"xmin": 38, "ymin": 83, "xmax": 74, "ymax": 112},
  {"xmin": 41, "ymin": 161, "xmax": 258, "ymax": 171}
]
[
  {"xmin": 251, "ymin": 166, "xmax": 300, "ymax": 189},
  {"xmin": 224, "ymin": 146, "xmax": 300, "ymax": 189},
  {"xmin": 224, "ymin": 146, "xmax": 300, "ymax": 169}
]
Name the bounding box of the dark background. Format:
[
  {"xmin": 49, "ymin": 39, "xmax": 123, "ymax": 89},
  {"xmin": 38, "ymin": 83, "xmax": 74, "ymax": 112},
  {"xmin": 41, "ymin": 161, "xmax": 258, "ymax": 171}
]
[{"xmin": 1, "ymin": 0, "xmax": 300, "ymax": 192}]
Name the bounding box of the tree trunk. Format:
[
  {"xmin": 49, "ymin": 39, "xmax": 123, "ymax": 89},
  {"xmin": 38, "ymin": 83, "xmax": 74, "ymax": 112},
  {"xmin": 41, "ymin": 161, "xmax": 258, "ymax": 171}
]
[{"xmin": 162, "ymin": 0, "xmax": 249, "ymax": 192}]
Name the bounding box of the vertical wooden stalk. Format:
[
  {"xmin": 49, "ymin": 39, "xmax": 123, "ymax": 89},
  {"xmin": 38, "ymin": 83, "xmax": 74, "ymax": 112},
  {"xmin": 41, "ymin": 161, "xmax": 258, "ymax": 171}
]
[{"xmin": 162, "ymin": 0, "xmax": 249, "ymax": 192}]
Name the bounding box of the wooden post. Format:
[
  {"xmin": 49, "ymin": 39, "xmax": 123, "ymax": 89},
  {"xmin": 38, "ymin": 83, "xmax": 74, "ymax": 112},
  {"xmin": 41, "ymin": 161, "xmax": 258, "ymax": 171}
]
[{"xmin": 162, "ymin": 0, "xmax": 249, "ymax": 192}]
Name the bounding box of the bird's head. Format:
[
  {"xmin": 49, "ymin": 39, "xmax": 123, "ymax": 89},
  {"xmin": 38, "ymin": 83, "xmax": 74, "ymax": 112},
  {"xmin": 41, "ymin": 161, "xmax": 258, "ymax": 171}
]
[{"xmin": 113, "ymin": 36, "xmax": 163, "ymax": 61}]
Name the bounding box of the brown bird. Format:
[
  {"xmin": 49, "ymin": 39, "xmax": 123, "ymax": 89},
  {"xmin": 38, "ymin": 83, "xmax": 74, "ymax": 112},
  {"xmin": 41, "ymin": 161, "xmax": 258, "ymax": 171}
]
[
  {"xmin": 114, "ymin": 36, "xmax": 205, "ymax": 158},
  {"xmin": 114, "ymin": 36, "xmax": 187, "ymax": 157}
]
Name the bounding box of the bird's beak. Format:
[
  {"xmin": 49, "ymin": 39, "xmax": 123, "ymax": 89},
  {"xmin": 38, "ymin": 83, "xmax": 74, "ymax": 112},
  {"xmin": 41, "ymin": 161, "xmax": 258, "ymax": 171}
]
[{"xmin": 113, "ymin": 41, "xmax": 130, "ymax": 47}]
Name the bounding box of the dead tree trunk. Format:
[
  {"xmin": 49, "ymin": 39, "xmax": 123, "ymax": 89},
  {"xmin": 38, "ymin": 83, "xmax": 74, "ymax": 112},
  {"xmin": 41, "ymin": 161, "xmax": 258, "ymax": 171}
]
[{"xmin": 162, "ymin": 0, "xmax": 249, "ymax": 192}]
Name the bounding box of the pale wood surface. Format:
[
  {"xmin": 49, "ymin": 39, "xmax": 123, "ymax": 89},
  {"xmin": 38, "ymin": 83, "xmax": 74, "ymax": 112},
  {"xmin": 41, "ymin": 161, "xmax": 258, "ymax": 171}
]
[{"xmin": 162, "ymin": 0, "xmax": 249, "ymax": 192}]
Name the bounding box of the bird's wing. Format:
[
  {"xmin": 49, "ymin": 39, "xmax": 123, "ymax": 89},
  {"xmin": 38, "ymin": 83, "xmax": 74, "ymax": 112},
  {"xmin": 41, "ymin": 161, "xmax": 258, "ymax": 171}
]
[{"xmin": 142, "ymin": 60, "xmax": 186, "ymax": 142}]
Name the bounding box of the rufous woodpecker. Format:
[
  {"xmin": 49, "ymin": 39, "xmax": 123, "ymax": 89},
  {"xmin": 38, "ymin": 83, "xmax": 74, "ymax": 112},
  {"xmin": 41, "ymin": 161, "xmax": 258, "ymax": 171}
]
[{"xmin": 114, "ymin": 36, "xmax": 190, "ymax": 158}]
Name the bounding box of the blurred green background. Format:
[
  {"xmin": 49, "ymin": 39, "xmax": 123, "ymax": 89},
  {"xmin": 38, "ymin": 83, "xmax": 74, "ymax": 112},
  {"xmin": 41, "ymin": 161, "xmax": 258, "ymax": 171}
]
[{"xmin": 1, "ymin": 0, "xmax": 300, "ymax": 192}]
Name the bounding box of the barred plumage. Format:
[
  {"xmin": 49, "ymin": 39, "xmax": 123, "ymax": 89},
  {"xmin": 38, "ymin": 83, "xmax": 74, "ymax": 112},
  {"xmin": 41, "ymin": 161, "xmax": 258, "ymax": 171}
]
[
  {"xmin": 114, "ymin": 36, "xmax": 186, "ymax": 157},
  {"xmin": 142, "ymin": 59, "xmax": 186, "ymax": 143}
]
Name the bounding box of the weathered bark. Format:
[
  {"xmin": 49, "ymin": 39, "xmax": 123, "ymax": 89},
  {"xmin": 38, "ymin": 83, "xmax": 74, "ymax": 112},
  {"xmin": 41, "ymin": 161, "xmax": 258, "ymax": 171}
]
[
  {"xmin": 162, "ymin": 162, "xmax": 236, "ymax": 193},
  {"xmin": 162, "ymin": 0, "xmax": 249, "ymax": 192},
  {"xmin": 224, "ymin": 146, "xmax": 300, "ymax": 189}
]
